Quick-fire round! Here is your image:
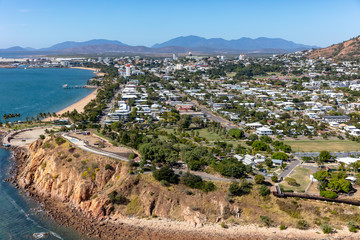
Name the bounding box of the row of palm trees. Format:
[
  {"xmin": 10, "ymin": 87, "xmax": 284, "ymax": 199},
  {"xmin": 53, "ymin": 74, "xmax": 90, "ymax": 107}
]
[
  {"xmin": 37, "ymin": 112, "xmax": 57, "ymax": 119},
  {"xmin": 3, "ymin": 113, "xmax": 20, "ymax": 120},
  {"xmin": 1, "ymin": 112, "xmax": 58, "ymax": 122}
]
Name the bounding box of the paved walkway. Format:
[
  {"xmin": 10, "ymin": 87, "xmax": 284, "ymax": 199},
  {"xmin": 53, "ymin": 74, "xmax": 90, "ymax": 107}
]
[
  {"xmin": 63, "ymin": 134, "xmax": 129, "ymax": 162},
  {"xmin": 173, "ymin": 169, "xmax": 235, "ymax": 182}
]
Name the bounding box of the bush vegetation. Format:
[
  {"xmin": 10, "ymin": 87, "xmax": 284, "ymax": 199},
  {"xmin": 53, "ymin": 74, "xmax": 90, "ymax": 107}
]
[
  {"xmin": 108, "ymin": 190, "xmax": 128, "ymax": 205},
  {"xmin": 152, "ymin": 166, "xmax": 179, "ymax": 184}
]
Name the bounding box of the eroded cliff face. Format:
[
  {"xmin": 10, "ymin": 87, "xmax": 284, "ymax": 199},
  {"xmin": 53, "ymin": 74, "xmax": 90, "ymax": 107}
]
[{"xmin": 14, "ymin": 136, "xmax": 239, "ymax": 227}]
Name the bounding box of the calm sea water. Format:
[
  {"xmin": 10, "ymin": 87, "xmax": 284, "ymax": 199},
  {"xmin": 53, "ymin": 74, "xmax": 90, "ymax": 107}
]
[
  {"xmin": 0, "ymin": 68, "xmax": 95, "ymax": 239},
  {"xmin": 0, "ymin": 68, "xmax": 94, "ymax": 122}
]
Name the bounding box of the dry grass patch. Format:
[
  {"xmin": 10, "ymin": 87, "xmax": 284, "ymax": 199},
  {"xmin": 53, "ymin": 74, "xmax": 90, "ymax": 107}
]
[
  {"xmin": 280, "ymin": 167, "xmax": 311, "ymax": 192},
  {"xmin": 284, "ymin": 139, "xmax": 360, "ymax": 152}
]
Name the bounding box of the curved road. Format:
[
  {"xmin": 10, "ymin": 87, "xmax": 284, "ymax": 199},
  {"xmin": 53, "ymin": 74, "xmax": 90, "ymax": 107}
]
[{"xmin": 62, "ymin": 134, "xmax": 129, "ymax": 162}]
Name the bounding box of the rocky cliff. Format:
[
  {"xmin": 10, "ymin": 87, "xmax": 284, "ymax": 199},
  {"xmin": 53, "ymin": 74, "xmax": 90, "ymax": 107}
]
[{"xmin": 13, "ymin": 136, "xmax": 239, "ymax": 239}]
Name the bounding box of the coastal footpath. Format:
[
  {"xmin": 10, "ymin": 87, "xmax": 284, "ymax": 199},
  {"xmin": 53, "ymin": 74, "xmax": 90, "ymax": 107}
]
[{"xmin": 5, "ymin": 134, "xmax": 360, "ymax": 239}]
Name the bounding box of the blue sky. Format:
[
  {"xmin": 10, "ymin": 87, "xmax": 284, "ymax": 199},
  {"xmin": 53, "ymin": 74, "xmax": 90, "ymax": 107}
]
[{"xmin": 0, "ymin": 0, "xmax": 360, "ymax": 48}]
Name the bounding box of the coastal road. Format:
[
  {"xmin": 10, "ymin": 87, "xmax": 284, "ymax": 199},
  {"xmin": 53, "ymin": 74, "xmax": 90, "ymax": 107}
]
[{"xmin": 99, "ymin": 86, "xmax": 122, "ymax": 126}]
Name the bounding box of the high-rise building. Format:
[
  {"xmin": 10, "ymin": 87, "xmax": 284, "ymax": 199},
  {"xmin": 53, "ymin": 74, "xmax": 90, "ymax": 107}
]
[
  {"xmin": 173, "ymin": 53, "xmax": 178, "ymax": 61},
  {"xmin": 239, "ymin": 54, "xmax": 245, "ymax": 60},
  {"xmin": 125, "ymin": 64, "xmax": 131, "ymax": 76}
]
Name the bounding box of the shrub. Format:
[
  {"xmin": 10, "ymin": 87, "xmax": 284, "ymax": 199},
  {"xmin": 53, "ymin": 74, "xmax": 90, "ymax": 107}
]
[
  {"xmin": 220, "ymin": 222, "xmax": 228, "ymax": 228},
  {"xmin": 279, "ymin": 225, "xmax": 287, "ymax": 230},
  {"xmin": 39, "ymin": 134, "xmax": 45, "ymax": 139},
  {"xmin": 272, "ymin": 152, "xmax": 288, "ymax": 160},
  {"xmin": 41, "ymin": 162, "xmax": 46, "ymax": 170},
  {"xmin": 67, "ymin": 158, "xmax": 72, "ymax": 162},
  {"xmin": 255, "ymin": 175, "xmax": 265, "ymax": 184},
  {"xmin": 349, "ymin": 225, "xmax": 357, "ymax": 232},
  {"xmin": 105, "ymin": 164, "xmax": 112, "ymax": 170},
  {"xmin": 259, "ymin": 185, "xmax": 270, "ymax": 197},
  {"xmin": 271, "ymin": 174, "xmax": 278, "ymax": 183},
  {"xmin": 128, "ymin": 153, "xmax": 135, "ymax": 160},
  {"xmin": 55, "ymin": 136, "xmax": 66, "ymax": 145},
  {"xmin": 229, "ymin": 181, "xmax": 252, "ymax": 196},
  {"xmin": 73, "ymin": 153, "xmax": 80, "ymax": 158},
  {"xmin": 153, "ymin": 166, "xmax": 179, "ymax": 184},
  {"xmin": 277, "ymin": 199, "xmax": 301, "ymax": 218},
  {"xmin": 42, "ymin": 142, "xmax": 52, "ymax": 149},
  {"xmin": 108, "ymin": 191, "xmax": 128, "ymax": 205},
  {"xmin": 285, "ymin": 177, "xmax": 298, "ymax": 186},
  {"xmin": 320, "ymin": 190, "xmax": 338, "ymax": 199},
  {"xmin": 202, "ymin": 181, "xmax": 216, "ymax": 192},
  {"xmin": 184, "ymin": 189, "xmax": 194, "ymax": 195},
  {"xmin": 182, "ymin": 172, "xmax": 203, "ymax": 189},
  {"xmin": 81, "ymin": 171, "xmax": 89, "ymax": 178},
  {"xmin": 321, "ymin": 223, "xmax": 333, "ymax": 234},
  {"xmin": 348, "ymin": 221, "xmax": 358, "ymax": 232},
  {"xmin": 260, "ymin": 215, "xmax": 273, "ymax": 227},
  {"xmin": 160, "ymin": 180, "xmax": 170, "ymax": 187},
  {"xmin": 296, "ymin": 220, "xmax": 309, "ymax": 230}
]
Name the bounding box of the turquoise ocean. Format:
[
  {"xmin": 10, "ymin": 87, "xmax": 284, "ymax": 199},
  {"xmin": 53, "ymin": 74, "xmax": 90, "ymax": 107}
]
[{"xmin": 0, "ymin": 68, "xmax": 95, "ymax": 239}]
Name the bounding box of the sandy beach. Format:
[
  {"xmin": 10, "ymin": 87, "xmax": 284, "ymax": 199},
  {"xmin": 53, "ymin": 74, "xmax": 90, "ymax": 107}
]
[
  {"xmin": 71, "ymin": 67, "xmax": 105, "ymax": 76},
  {"xmin": 43, "ymin": 89, "xmax": 97, "ymax": 121}
]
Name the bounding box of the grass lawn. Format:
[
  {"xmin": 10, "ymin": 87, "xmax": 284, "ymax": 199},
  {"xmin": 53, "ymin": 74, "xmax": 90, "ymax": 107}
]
[
  {"xmin": 160, "ymin": 127, "xmax": 226, "ymax": 141},
  {"xmin": 192, "ymin": 128, "xmax": 225, "ymax": 141},
  {"xmin": 284, "ymin": 139, "xmax": 360, "ymax": 152},
  {"xmin": 158, "ymin": 126, "xmax": 249, "ymax": 148},
  {"xmin": 280, "ymin": 167, "xmax": 311, "ymax": 192},
  {"xmin": 226, "ymin": 72, "xmax": 237, "ymax": 77},
  {"xmin": 8, "ymin": 122, "xmax": 52, "ymax": 131}
]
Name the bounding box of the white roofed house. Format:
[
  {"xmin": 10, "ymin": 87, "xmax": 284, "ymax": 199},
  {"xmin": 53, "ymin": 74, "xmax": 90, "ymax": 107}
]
[
  {"xmin": 242, "ymin": 154, "xmax": 255, "ymax": 166},
  {"xmin": 323, "ymin": 115, "xmax": 350, "ymax": 123},
  {"xmin": 256, "ymin": 127, "xmax": 273, "ymax": 136},
  {"xmin": 349, "ymin": 128, "xmax": 360, "ymax": 137},
  {"xmin": 272, "ymin": 159, "xmax": 283, "ymax": 166},
  {"xmin": 245, "ymin": 122, "xmax": 263, "ymax": 130},
  {"xmin": 336, "ymin": 157, "xmax": 360, "ymax": 166}
]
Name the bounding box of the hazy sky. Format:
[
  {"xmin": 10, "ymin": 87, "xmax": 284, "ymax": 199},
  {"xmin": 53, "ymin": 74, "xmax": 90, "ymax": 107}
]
[{"xmin": 0, "ymin": 0, "xmax": 360, "ymax": 48}]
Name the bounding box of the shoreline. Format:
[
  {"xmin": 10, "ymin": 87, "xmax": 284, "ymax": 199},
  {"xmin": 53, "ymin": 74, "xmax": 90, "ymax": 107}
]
[
  {"xmin": 71, "ymin": 67, "xmax": 105, "ymax": 77},
  {"xmin": 43, "ymin": 67, "xmax": 102, "ymax": 121},
  {"xmin": 43, "ymin": 89, "xmax": 98, "ymax": 121},
  {"xmin": 3, "ymin": 136, "xmax": 360, "ymax": 240}
]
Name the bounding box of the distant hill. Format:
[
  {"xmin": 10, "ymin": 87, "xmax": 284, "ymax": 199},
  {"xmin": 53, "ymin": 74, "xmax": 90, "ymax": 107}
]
[
  {"xmin": 0, "ymin": 36, "xmax": 317, "ymax": 55},
  {"xmin": 0, "ymin": 46, "xmax": 30, "ymax": 52},
  {"xmin": 307, "ymin": 36, "xmax": 360, "ymax": 60},
  {"xmin": 153, "ymin": 35, "xmax": 316, "ymax": 51},
  {"xmin": 58, "ymin": 44, "xmax": 191, "ymax": 54},
  {"xmin": 40, "ymin": 39, "xmax": 128, "ymax": 51},
  {"xmin": 59, "ymin": 44, "xmax": 152, "ymax": 54}
]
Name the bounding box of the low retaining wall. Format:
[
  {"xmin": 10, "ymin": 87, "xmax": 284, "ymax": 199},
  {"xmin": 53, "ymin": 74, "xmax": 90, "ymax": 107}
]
[{"xmin": 273, "ymin": 191, "xmax": 360, "ymax": 206}]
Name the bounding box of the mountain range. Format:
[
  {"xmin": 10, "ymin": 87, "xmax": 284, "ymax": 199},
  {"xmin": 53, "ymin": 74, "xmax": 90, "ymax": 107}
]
[{"xmin": 0, "ymin": 36, "xmax": 317, "ymax": 55}]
